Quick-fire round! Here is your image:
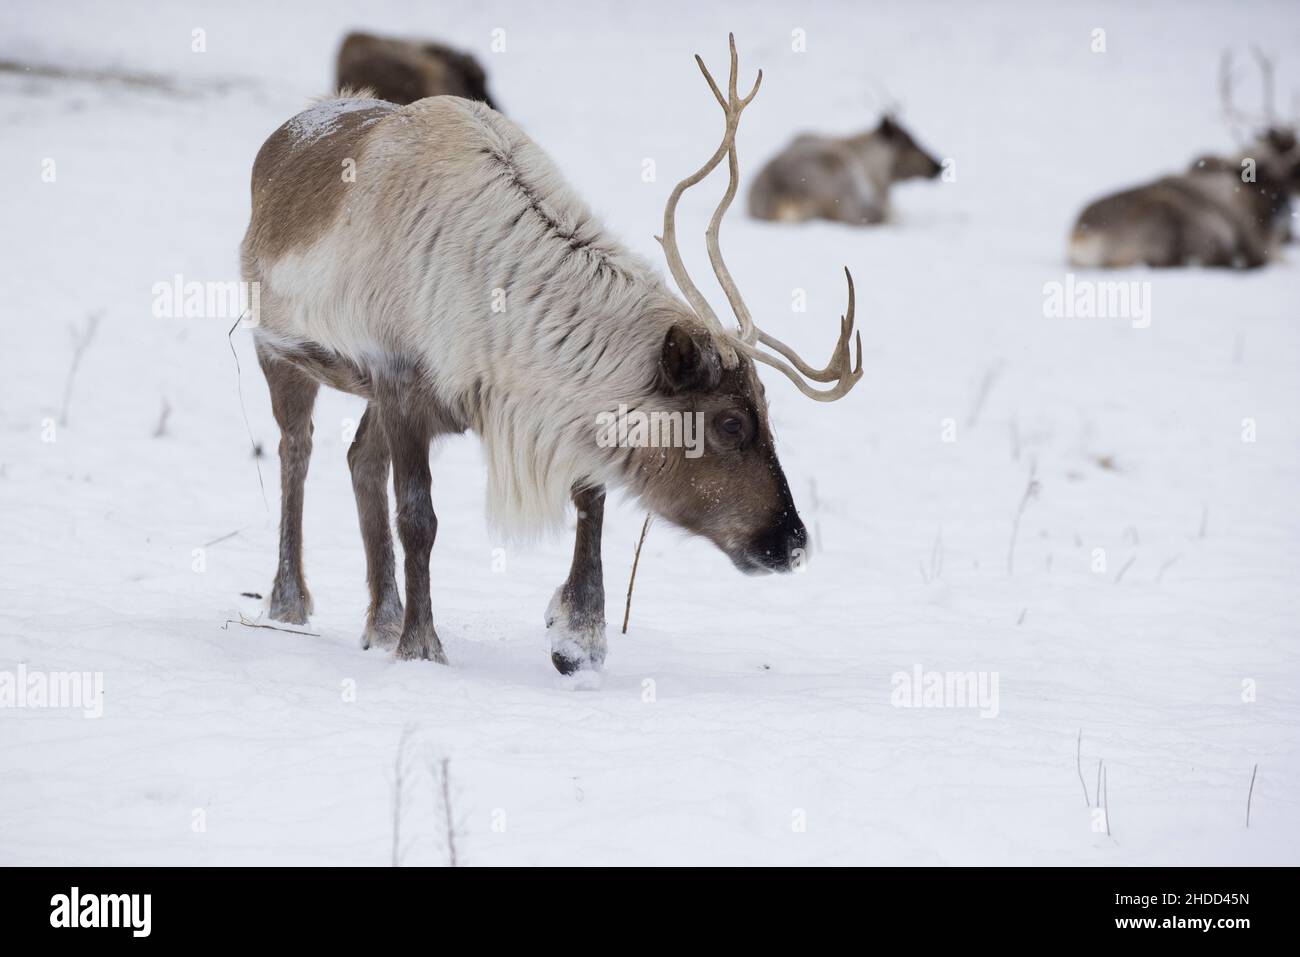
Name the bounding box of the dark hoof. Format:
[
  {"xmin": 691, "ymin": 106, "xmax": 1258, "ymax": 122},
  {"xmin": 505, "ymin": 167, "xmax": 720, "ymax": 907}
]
[
  {"xmin": 551, "ymin": 651, "xmax": 582, "ymax": 675},
  {"xmin": 269, "ymin": 579, "xmax": 313, "ymax": 625},
  {"xmin": 394, "ymin": 624, "xmax": 447, "ymax": 664},
  {"xmin": 268, "ymin": 601, "xmax": 311, "ymax": 626},
  {"xmin": 361, "ymin": 619, "xmax": 401, "ymax": 651},
  {"xmin": 361, "ymin": 593, "xmax": 403, "ymax": 650}
]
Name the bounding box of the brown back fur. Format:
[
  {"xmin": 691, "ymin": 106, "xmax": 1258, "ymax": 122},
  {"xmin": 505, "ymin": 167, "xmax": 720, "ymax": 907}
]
[{"xmin": 336, "ymin": 32, "xmax": 498, "ymax": 109}]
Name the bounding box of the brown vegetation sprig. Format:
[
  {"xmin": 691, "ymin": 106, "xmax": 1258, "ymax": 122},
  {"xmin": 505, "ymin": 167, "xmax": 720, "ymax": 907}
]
[{"xmin": 622, "ymin": 514, "xmax": 652, "ymax": 634}]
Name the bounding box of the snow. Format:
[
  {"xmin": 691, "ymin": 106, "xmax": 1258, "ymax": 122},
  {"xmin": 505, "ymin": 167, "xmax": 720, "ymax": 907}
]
[
  {"xmin": 284, "ymin": 96, "xmax": 390, "ymax": 144},
  {"xmin": 1, "ymin": 0, "xmax": 1298, "ymax": 865}
]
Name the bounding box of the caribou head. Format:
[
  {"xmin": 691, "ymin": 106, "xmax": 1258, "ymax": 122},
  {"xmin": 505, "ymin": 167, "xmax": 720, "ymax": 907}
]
[
  {"xmin": 633, "ymin": 35, "xmax": 863, "ymax": 574},
  {"xmin": 1220, "ymin": 47, "xmax": 1300, "ymax": 183}
]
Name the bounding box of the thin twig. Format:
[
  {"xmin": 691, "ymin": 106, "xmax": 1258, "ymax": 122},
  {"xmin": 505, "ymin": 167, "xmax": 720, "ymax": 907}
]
[
  {"xmin": 918, "ymin": 529, "xmax": 943, "ymax": 583},
  {"xmin": 1006, "ymin": 463, "xmax": 1039, "ymax": 576},
  {"xmin": 435, "ymin": 757, "xmax": 459, "ymax": 867},
  {"xmin": 1095, "ymin": 759, "xmax": 1103, "ymax": 809},
  {"xmin": 1246, "ymin": 763, "xmax": 1258, "ymax": 828},
  {"xmin": 222, "ymin": 613, "xmax": 319, "ymax": 637},
  {"xmin": 1154, "ymin": 555, "xmax": 1181, "ymax": 583},
  {"xmin": 228, "ymin": 316, "xmax": 268, "ymax": 511},
  {"xmin": 1103, "ymin": 763, "xmax": 1110, "ymax": 836},
  {"xmin": 931, "ymin": 529, "xmax": 943, "ymax": 581},
  {"xmin": 622, "ymin": 514, "xmax": 652, "ymax": 634},
  {"xmin": 1076, "ymin": 729, "xmax": 1090, "ymax": 806},
  {"xmin": 152, "ymin": 397, "xmax": 172, "ymax": 438},
  {"xmin": 1113, "ymin": 556, "xmax": 1136, "ymax": 584},
  {"xmin": 392, "ymin": 724, "xmax": 414, "ymax": 867},
  {"xmin": 965, "ymin": 359, "xmax": 1005, "ymax": 429},
  {"xmin": 204, "ymin": 528, "xmax": 243, "ymax": 548},
  {"xmin": 808, "ymin": 478, "xmax": 822, "ymax": 553},
  {"xmin": 58, "ymin": 310, "xmax": 102, "ymax": 427}
]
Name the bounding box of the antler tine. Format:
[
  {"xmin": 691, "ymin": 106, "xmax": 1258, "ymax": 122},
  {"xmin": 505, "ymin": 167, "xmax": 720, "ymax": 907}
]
[
  {"xmin": 754, "ymin": 268, "xmax": 860, "ymax": 382},
  {"xmin": 1220, "ymin": 50, "xmax": 1240, "ymax": 117},
  {"xmin": 659, "ymin": 37, "xmax": 768, "ymax": 364},
  {"xmin": 727, "ymin": 32, "xmax": 763, "ymax": 106},
  {"xmin": 699, "ymin": 34, "xmax": 763, "ymax": 344},
  {"xmin": 740, "ymin": 328, "xmax": 863, "ymax": 402},
  {"xmin": 736, "ymin": 268, "xmax": 864, "ymax": 401},
  {"xmin": 705, "ymin": 142, "xmax": 754, "ymax": 342},
  {"xmin": 661, "ymin": 35, "xmax": 762, "ymax": 365},
  {"xmin": 656, "ymin": 85, "xmax": 733, "ymax": 352},
  {"xmin": 659, "ymin": 37, "xmax": 862, "ymax": 403},
  {"xmin": 695, "ymin": 53, "xmax": 726, "ymax": 110},
  {"xmin": 1251, "ymin": 45, "xmax": 1277, "ymax": 122}
]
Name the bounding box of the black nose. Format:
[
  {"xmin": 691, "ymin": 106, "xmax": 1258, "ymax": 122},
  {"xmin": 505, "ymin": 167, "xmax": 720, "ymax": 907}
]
[{"xmin": 746, "ymin": 513, "xmax": 808, "ymax": 573}]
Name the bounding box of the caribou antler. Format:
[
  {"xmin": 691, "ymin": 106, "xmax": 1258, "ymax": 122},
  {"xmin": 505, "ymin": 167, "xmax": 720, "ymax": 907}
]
[
  {"xmin": 658, "ymin": 34, "xmax": 863, "ymax": 401},
  {"xmin": 1252, "ymin": 45, "xmax": 1277, "ymax": 123},
  {"xmin": 1220, "ymin": 49, "xmax": 1249, "ymax": 139},
  {"xmin": 1220, "ymin": 47, "xmax": 1284, "ymax": 135}
]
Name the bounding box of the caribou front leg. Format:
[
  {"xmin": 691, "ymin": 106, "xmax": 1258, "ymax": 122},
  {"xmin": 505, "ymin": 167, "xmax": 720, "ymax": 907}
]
[{"xmin": 546, "ymin": 485, "xmax": 607, "ymax": 674}]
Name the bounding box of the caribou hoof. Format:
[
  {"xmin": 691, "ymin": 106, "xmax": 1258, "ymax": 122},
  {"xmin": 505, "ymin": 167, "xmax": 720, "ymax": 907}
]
[
  {"xmin": 545, "ymin": 587, "xmax": 606, "ymax": 674},
  {"xmin": 268, "ymin": 578, "xmax": 313, "ymax": 625},
  {"xmin": 361, "ymin": 592, "xmax": 403, "ymax": 651},
  {"xmin": 394, "ymin": 623, "xmax": 448, "ymax": 664},
  {"xmin": 361, "ymin": 618, "xmax": 401, "ymax": 651}
]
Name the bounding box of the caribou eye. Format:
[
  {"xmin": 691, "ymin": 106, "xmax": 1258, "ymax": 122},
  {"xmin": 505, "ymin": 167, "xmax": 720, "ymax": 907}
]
[{"xmin": 720, "ymin": 415, "xmax": 744, "ymax": 436}]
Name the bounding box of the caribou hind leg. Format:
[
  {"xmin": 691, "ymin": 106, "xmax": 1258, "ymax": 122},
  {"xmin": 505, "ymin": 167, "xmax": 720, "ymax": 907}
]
[
  {"xmin": 377, "ymin": 389, "xmax": 448, "ymax": 664},
  {"xmin": 546, "ymin": 485, "xmax": 608, "ymax": 674},
  {"xmin": 257, "ymin": 348, "xmax": 319, "ymax": 625},
  {"xmin": 348, "ymin": 403, "xmax": 403, "ymax": 650}
]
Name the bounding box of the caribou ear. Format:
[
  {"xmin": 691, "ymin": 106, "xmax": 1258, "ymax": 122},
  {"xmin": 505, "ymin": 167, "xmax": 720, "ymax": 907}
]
[{"xmin": 658, "ymin": 325, "xmax": 721, "ymax": 394}]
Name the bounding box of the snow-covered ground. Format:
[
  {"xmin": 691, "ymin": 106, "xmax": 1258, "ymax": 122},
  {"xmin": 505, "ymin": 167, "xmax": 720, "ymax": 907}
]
[{"xmin": 1, "ymin": 0, "xmax": 1298, "ymax": 865}]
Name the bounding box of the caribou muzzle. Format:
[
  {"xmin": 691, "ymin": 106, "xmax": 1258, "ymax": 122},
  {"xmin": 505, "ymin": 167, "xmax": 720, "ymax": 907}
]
[{"xmin": 731, "ymin": 512, "xmax": 809, "ymax": 575}]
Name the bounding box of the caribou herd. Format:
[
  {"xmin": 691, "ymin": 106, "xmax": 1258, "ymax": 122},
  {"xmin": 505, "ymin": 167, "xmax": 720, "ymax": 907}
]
[
  {"xmin": 1071, "ymin": 50, "xmax": 1299, "ymax": 269},
  {"xmin": 238, "ymin": 31, "xmax": 1300, "ymax": 673}
]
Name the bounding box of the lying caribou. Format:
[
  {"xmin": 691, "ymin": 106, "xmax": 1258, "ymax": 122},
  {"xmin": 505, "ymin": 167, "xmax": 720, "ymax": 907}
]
[
  {"xmin": 240, "ymin": 37, "xmax": 861, "ymax": 674},
  {"xmin": 1069, "ymin": 52, "xmax": 1299, "ymax": 269},
  {"xmin": 336, "ymin": 31, "xmax": 498, "ymax": 109},
  {"xmin": 748, "ymin": 115, "xmax": 943, "ymax": 225}
]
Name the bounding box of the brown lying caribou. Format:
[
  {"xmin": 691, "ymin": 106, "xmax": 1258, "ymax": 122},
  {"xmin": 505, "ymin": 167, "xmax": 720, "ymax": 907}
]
[
  {"xmin": 336, "ymin": 31, "xmax": 498, "ymax": 109},
  {"xmin": 747, "ymin": 115, "xmax": 943, "ymax": 225},
  {"xmin": 1069, "ymin": 51, "xmax": 1300, "ymax": 269},
  {"xmin": 240, "ymin": 36, "xmax": 861, "ymax": 674}
]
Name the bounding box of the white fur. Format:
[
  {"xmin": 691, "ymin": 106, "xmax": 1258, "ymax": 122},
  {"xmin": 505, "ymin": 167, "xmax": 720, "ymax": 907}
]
[
  {"xmin": 1067, "ymin": 232, "xmax": 1107, "ymax": 268},
  {"xmin": 248, "ymin": 96, "xmax": 694, "ymax": 539}
]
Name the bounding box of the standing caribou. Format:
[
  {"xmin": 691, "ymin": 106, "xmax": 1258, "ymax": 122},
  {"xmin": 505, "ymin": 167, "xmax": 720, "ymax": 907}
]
[
  {"xmin": 1069, "ymin": 50, "xmax": 1300, "ymax": 269},
  {"xmin": 240, "ymin": 37, "xmax": 861, "ymax": 675}
]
